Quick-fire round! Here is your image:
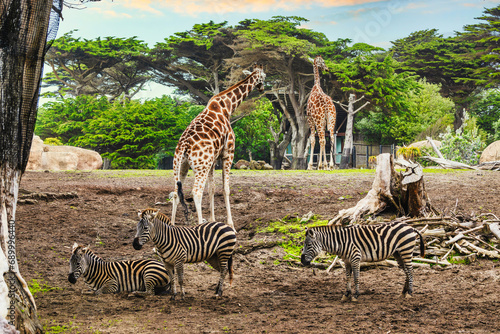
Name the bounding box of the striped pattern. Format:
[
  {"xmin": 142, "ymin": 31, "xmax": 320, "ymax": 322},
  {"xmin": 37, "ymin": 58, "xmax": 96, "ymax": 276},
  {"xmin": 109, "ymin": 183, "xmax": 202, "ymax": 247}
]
[
  {"xmin": 301, "ymin": 221, "xmax": 425, "ymax": 301},
  {"xmin": 68, "ymin": 243, "xmax": 170, "ymax": 295},
  {"xmin": 133, "ymin": 209, "xmax": 236, "ymax": 299}
]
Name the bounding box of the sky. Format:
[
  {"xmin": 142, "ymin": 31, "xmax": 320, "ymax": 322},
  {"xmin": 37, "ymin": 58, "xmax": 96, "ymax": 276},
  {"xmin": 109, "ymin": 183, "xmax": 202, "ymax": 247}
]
[{"xmin": 53, "ymin": 0, "xmax": 497, "ymax": 98}]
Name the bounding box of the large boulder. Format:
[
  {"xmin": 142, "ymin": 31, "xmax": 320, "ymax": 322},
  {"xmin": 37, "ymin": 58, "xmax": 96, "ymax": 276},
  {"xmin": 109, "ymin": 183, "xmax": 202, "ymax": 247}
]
[
  {"xmin": 27, "ymin": 135, "xmax": 103, "ymax": 171},
  {"xmin": 480, "ymin": 140, "xmax": 500, "ymax": 163}
]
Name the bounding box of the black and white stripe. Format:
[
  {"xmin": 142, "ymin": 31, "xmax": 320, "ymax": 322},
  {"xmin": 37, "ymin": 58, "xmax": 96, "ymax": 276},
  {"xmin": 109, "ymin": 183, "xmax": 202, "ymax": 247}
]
[
  {"xmin": 133, "ymin": 209, "xmax": 236, "ymax": 299},
  {"xmin": 301, "ymin": 221, "xmax": 425, "ymax": 301},
  {"xmin": 68, "ymin": 243, "xmax": 170, "ymax": 295}
]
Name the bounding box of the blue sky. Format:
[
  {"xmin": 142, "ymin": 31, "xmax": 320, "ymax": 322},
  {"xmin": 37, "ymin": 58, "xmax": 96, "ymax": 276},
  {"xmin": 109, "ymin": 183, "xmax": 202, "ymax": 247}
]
[{"xmin": 53, "ymin": 0, "xmax": 497, "ymax": 98}]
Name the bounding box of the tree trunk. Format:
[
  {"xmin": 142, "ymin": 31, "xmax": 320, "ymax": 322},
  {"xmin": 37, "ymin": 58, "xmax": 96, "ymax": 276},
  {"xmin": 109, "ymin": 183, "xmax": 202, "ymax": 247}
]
[
  {"xmin": 1, "ymin": 0, "xmax": 59, "ymax": 331},
  {"xmin": 329, "ymin": 154, "xmax": 437, "ymax": 225},
  {"xmin": 340, "ymin": 100, "xmax": 355, "ymax": 169}
]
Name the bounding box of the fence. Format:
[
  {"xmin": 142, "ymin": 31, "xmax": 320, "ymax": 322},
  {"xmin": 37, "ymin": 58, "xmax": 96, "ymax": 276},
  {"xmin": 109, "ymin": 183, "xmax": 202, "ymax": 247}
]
[{"xmin": 351, "ymin": 144, "xmax": 396, "ymax": 168}]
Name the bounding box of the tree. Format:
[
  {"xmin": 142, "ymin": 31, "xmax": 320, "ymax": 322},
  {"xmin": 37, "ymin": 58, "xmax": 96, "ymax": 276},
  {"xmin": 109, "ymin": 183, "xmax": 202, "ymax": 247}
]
[
  {"xmin": 1, "ymin": 0, "xmax": 65, "ymax": 332},
  {"xmin": 335, "ymin": 94, "xmax": 369, "ymax": 169},
  {"xmin": 36, "ymin": 96, "xmax": 201, "ymax": 169},
  {"xmin": 458, "ymin": 5, "xmax": 500, "ymax": 88},
  {"xmin": 390, "ymin": 29, "xmax": 481, "ymax": 129},
  {"xmin": 229, "ymin": 16, "xmax": 332, "ymax": 169},
  {"xmin": 148, "ymin": 21, "xmax": 235, "ymax": 104},
  {"xmin": 469, "ymin": 89, "xmax": 500, "ymax": 145},
  {"xmin": 43, "ymin": 31, "xmax": 150, "ymax": 100},
  {"xmin": 232, "ymin": 99, "xmax": 277, "ymax": 162},
  {"xmin": 356, "ymin": 80, "xmax": 455, "ymax": 144}
]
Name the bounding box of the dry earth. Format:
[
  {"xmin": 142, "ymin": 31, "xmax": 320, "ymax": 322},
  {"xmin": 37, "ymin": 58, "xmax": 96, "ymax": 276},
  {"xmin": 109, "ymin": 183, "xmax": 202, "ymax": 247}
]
[{"xmin": 16, "ymin": 169, "xmax": 500, "ymax": 333}]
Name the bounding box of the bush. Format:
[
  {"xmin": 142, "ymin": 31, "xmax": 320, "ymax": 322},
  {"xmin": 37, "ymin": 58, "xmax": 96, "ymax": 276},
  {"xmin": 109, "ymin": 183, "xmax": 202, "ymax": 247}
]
[{"xmin": 439, "ymin": 115, "xmax": 485, "ymax": 165}]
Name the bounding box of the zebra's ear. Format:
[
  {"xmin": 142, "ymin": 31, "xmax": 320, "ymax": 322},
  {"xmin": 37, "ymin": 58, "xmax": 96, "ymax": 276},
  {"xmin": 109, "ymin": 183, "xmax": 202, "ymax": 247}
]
[
  {"xmin": 72, "ymin": 242, "xmax": 79, "ymax": 252},
  {"xmin": 307, "ymin": 228, "xmax": 316, "ymax": 239},
  {"xmin": 137, "ymin": 209, "xmax": 143, "ymax": 218}
]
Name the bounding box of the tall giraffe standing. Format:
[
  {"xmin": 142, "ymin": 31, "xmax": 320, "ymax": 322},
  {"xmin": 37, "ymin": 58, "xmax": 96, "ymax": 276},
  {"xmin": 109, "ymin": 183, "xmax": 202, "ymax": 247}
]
[
  {"xmin": 169, "ymin": 65, "xmax": 266, "ymax": 229},
  {"xmin": 307, "ymin": 55, "xmax": 337, "ymax": 170}
]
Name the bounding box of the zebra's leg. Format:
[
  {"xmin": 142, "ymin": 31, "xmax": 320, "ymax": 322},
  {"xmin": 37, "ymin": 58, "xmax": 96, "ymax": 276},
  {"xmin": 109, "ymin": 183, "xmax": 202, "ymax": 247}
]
[
  {"xmin": 207, "ymin": 163, "xmax": 216, "ymax": 223},
  {"xmin": 341, "ymin": 262, "xmax": 352, "ymax": 302},
  {"xmin": 175, "ymin": 262, "xmax": 186, "ymax": 300},
  {"xmin": 395, "ymin": 251, "xmax": 414, "ymax": 298},
  {"xmin": 351, "ymin": 260, "xmax": 361, "ymax": 302},
  {"xmin": 163, "ymin": 263, "xmax": 176, "ymax": 300},
  {"xmin": 215, "ymin": 261, "xmax": 229, "ymax": 298},
  {"xmin": 96, "ymin": 280, "xmax": 118, "ymax": 295}
]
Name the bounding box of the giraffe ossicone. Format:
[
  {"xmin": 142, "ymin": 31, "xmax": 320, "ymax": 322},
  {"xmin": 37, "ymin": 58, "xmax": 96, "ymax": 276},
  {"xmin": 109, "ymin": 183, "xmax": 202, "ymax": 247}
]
[
  {"xmin": 307, "ymin": 55, "xmax": 337, "ymax": 170},
  {"xmin": 170, "ymin": 64, "xmax": 266, "ymax": 229}
]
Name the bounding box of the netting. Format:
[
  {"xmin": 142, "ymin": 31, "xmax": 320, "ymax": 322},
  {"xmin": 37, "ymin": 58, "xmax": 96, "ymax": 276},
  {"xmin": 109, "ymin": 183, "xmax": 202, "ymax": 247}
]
[{"xmin": 0, "ymin": 0, "xmax": 63, "ymax": 171}]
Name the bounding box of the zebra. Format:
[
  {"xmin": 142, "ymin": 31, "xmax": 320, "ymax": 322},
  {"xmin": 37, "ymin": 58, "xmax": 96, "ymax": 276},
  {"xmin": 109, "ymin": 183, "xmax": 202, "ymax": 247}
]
[
  {"xmin": 301, "ymin": 221, "xmax": 425, "ymax": 301},
  {"xmin": 68, "ymin": 242, "xmax": 171, "ymax": 296},
  {"xmin": 132, "ymin": 208, "xmax": 236, "ymax": 300}
]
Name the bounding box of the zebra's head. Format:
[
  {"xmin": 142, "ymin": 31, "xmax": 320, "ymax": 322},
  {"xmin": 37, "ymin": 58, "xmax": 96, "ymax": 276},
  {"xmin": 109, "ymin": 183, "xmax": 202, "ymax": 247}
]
[
  {"xmin": 133, "ymin": 209, "xmax": 159, "ymax": 250},
  {"xmin": 301, "ymin": 228, "xmax": 323, "ymax": 266},
  {"xmin": 68, "ymin": 243, "xmax": 89, "ymax": 284}
]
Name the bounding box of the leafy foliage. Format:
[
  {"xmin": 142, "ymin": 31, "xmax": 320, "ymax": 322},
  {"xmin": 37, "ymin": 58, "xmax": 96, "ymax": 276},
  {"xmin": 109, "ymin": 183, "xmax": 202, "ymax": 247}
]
[
  {"xmin": 36, "ymin": 96, "xmax": 201, "ymax": 169},
  {"xmin": 439, "ymin": 114, "xmax": 485, "ymax": 165},
  {"xmin": 232, "ymin": 99, "xmax": 277, "ymax": 162},
  {"xmin": 469, "ymin": 89, "xmax": 500, "ymax": 145}
]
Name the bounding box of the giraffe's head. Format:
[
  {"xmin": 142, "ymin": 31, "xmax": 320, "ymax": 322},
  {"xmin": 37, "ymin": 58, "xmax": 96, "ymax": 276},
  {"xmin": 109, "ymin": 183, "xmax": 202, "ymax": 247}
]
[
  {"xmin": 243, "ymin": 64, "xmax": 266, "ymax": 92},
  {"xmin": 314, "ymin": 55, "xmax": 329, "ymax": 72}
]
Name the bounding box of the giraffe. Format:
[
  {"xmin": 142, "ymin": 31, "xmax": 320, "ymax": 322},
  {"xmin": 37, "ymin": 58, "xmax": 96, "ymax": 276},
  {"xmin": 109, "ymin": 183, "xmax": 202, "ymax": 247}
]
[
  {"xmin": 307, "ymin": 55, "xmax": 337, "ymax": 170},
  {"xmin": 169, "ymin": 64, "xmax": 266, "ymax": 229}
]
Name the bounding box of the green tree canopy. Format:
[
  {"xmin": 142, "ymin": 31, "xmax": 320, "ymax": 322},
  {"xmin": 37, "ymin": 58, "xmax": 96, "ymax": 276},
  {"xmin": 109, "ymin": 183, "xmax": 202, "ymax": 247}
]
[
  {"xmin": 36, "ymin": 96, "xmax": 201, "ymax": 169},
  {"xmin": 43, "ymin": 31, "xmax": 151, "ymax": 100}
]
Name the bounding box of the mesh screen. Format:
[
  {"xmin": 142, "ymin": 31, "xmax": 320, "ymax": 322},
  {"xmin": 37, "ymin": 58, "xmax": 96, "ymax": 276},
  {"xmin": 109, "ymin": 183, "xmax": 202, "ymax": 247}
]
[{"xmin": 0, "ymin": 0, "xmax": 63, "ymax": 171}]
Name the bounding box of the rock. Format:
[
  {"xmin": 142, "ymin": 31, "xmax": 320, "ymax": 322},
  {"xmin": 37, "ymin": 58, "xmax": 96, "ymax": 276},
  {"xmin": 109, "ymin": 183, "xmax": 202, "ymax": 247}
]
[
  {"xmin": 26, "ymin": 135, "xmax": 103, "ymax": 171},
  {"xmin": 480, "ymin": 140, "xmax": 500, "ymax": 163},
  {"xmin": 263, "ymin": 163, "xmax": 273, "ymax": 170},
  {"xmin": 249, "ymin": 160, "xmax": 263, "ymax": 170},
  {"xmin": 234, "ymin": 159, "xmax": 250, "ymax": 170}
]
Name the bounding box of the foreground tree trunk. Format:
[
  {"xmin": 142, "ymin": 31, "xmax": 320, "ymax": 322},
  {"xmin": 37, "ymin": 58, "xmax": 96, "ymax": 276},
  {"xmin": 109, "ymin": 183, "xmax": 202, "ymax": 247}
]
[
  {"xmin": 1, "ymin": 0, "xmax": 62, "ymax": 331},
  {"xmin": 329, "ymin": 154, "xmax": 437, "ymax": 225}
]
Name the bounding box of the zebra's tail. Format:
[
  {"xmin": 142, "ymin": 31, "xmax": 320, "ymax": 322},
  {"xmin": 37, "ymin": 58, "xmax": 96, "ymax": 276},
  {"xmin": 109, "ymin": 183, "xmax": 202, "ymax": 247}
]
[
  {"xmin": 228, "ymin": 255, "xmax": 234, "ymax": 286},
  {"xmin": 416, "ymin": 229, "xmax": 425, "ymax": 257},
  {"xmin": 177, "ymin": 181, "xmax": 189, "ymax": 221}
]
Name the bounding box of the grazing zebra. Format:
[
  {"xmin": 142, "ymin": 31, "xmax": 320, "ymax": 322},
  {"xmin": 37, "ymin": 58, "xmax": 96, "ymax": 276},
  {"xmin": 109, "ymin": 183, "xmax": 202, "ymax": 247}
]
[
  {"xmin": 68, "ymin": 243, "xmax": 171, "ymax": 295},
  {"xmin": 133, "ymin": 208, "xmax": 236, "ymax": 300},
  {"xmin": 301, "ymin": 221, "xmax": 425, "ymax": 301}
]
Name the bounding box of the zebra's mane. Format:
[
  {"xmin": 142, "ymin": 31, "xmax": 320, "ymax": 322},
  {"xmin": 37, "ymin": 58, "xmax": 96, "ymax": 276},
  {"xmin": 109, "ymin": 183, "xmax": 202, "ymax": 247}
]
[{"xmin": 140, "ymin": 208, "xmax": 173, "ymax": 225}]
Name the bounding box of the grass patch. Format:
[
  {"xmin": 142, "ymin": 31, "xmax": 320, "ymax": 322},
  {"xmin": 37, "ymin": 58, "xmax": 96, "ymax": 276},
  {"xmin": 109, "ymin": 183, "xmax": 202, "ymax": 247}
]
[
  {"xmin": 28, "ymin": 277, "xmax": 60, "ymax": 298},
  {"xmin": 256, "ymin": 215, "xmax": 334, "ymax": 263}
]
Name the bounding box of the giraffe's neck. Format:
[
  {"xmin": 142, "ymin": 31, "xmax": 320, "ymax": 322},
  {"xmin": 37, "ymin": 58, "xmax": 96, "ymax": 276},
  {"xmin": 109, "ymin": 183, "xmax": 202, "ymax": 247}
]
[
  {"xmin": 313, "ymin": 61, "xmax": 321, "ymax": 87},
  {"xmin": 214, "ymin": 73, "xmax": 258, "ymax": 117}
]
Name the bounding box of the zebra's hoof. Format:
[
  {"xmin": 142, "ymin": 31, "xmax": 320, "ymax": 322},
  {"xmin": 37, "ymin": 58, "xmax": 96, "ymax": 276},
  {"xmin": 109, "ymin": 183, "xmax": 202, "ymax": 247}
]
[
  {"xmin": 351, "ymin": 297, "xmax": 358, "ymax": 302},
  {"xmin": 341, "ymin": 295, "xmax": 350, "ymax": 302}
]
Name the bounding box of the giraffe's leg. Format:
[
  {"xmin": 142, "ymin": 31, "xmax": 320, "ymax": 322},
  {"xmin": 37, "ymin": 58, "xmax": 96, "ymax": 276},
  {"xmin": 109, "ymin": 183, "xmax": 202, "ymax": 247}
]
[
  {"xmin": 192, "ymin": 162, "xmax": 210, "ymax": 225},
  {"xmin": 171, "ymin": 157, "xmax": 190, "ymax": 224},
  {"xmin": 318, "ymin": 134, "xmax": 327, "ymax": 170},
  {"xmin": 207, "ymin": 163, "xmax": 216, "ymax": 222},
  {"xmin": 327, "ymin": 108, "xmax": 337, "ymax": 169},
  {"xmin": 307, "ymin": 132, "xmax": 316, "ymax": 170},
  {"xmin": 222, "ymin": 155, "xmax": 234, "ymax": 229}
]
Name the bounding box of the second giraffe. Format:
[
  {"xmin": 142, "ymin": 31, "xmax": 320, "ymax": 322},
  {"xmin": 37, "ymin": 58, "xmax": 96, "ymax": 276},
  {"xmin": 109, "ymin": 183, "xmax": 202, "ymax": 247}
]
[
  {"xmin": 307, "ymin": 55, "xmax": 337, "ymax": 170},
  {"xmin": 170, "ymin": 65, "xmax": 266, "ymax": 229}
]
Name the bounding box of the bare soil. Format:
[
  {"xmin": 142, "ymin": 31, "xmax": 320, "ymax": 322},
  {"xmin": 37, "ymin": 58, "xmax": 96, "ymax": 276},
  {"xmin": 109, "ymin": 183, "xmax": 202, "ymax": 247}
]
[{"xmin": 16, "ymin": 169, "xmax": 500, "ymax": 333}]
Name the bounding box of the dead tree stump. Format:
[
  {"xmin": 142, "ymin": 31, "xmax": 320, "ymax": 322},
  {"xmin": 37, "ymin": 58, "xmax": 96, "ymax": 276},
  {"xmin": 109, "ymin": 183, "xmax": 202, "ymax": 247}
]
[{"xmin": 329, "ymin": 153, "xmax": 437, "ymax": 225}]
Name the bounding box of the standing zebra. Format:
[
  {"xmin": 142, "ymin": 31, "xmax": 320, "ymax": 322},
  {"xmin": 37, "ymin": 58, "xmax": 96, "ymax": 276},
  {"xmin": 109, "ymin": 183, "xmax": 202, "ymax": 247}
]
[
  {"xmin": 133, "ymin": 208, "xmax": 236, "ymax": 300},
  {"xmin": 301, "ymin": 221, "xmax": 425, "ymax": 301},
  {"xmin": 68, "ymin": 243, "xmax": 171, "ymax": 295}
]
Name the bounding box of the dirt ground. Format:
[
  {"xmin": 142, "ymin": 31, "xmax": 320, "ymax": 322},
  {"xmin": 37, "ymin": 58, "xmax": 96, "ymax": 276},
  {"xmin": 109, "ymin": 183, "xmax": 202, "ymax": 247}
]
[{"xmin": 16, "ymin": 169, "xmax": 500, "ymax": 333}]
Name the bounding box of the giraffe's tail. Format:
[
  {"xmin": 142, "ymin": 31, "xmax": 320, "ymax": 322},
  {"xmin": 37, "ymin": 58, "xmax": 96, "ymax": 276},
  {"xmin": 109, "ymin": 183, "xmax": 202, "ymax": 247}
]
[{"xmin": 177, "ymin": 181, "xmax": 189, "ymax": 221}]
